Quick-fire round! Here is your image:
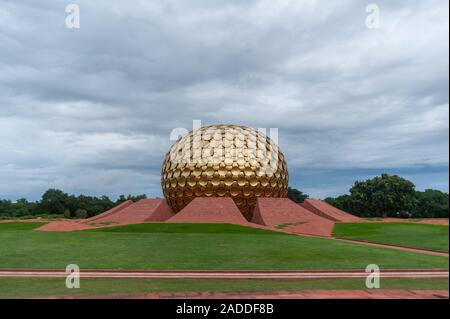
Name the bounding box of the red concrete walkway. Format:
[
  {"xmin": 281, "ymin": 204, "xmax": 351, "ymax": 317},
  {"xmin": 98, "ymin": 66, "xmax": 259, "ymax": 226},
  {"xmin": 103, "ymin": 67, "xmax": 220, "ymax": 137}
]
[{"xmin": 1, "ymin": 269, "xmax": 447, "ymax": 279}]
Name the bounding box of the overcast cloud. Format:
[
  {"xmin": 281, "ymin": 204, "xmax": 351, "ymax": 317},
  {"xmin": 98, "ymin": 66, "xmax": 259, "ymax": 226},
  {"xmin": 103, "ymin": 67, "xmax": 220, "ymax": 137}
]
[{"xmin": 0, "ymin": 0, "xmax": 448, "ymax": 200}]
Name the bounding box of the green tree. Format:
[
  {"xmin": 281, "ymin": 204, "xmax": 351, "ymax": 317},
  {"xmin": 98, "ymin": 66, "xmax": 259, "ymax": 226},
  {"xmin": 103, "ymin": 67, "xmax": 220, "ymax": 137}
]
[
  {"xmin": 116, "ymin": 194, "xmax": 147, "ymax": 204},
  {"xmin": 0, "ymin": 190, "xmax": 142, "ymax": 219},
  {"xmin": 0, "ymin": 200, "xmax": 14, "ymax": 217},
  {"xmin": 287, "ymin": 187, "xmax": 309, "ymax": 203},
  {"xmin": 413, "ymin": 189, "xmax": 449, "ymax": 218},
  {"xmin": 74, "ymin": 209, "xmax": 88, "ymax": 219},
  {"xmin": 349, "ymin": 173, "xmax": 416, "ymax": 217},
  {"xmin": 63, "ymin": 209, "xmax": 71, "ymax": 219},
  {"xmin": 0, "ymin": 199, "xmax": 38, "ymax": 217},
  {"xmin": 37, "ymin": 189, "xmax": 69, "ymax": 215},
  {"xmin": 12, "ymin": 198, "xmax": 36, "ymax": 216},
  {"xmin": 324, "ymin": 195, "xmax": 356, "ymax": 215}
]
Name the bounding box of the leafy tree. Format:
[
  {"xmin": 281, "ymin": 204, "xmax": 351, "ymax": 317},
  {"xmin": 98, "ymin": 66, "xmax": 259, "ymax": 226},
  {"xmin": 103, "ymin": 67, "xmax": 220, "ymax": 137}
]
[
  {"xmin": 324, "ymin": 195, "xmax": 356, "ymax": 215},
  {"xmin": 287, "ymin": 187, "xmax": 309, "ymax": 203},
  {"xmin": 14, "ymin": 198, "xmax": 37, "ymax": 216},
  {"xmin": 75, "ymin": 209, "xmax": 88, "ymax": 219},
  {"xmin": 0, "ymin": 200, "xmax": 14, "ymax": 216},
  {"xmin": 116, "ymin": 194, "xmax": 147, "ymax": 204},
  {"xmin": 0, "ymin": 199, "xmax": 35, "ymax": 217},
  {"xmin": 0, "ymin": 200, "xmax": 9, "ymax": 214},
  {"xmin": 413, "ymin": 189, "xmax": 449, "ymax": 218},
  {"xmin": 348, "ymin": 173, "xmax": 416, "ymax": 217},
  {"xmin": 0, "ymin": 189, "xmax": 141, "ymax": 219},
  {"xmin": 325, "ymin": 174, "xmax": 447, "ymax": 218},
  {"xmin": 63, "ymin": 209, "xmax": 71, "ymax": 219},
  {"xmin": 37, "ymin": 189, "xmax": 69, "ymax": 215}
]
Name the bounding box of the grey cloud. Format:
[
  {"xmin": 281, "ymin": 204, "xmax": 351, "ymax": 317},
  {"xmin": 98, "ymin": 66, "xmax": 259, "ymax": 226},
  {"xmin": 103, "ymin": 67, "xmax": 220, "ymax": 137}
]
[{"xmin": 0, "ymin": 0, "xmax": 448, "ymax": 200}]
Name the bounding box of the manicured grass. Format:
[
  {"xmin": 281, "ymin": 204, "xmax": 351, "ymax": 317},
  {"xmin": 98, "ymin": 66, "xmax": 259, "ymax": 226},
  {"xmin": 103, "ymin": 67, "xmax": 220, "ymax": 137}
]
[
  {"xmin": 0, "ymin": 222, "xmax": 47, "ymax": 231},
  {"xmin": 333, "ymin": 222, "xmax": 449, "ymax": 252},
  {"xmin": 0, "ymin": 222, "xmax": 448, "ymax": 270},
  {"xmin": 88, "ymin": 223, "xmax": 287, "ymax": 235},
  {"xmin": 0, "ymin": 277, "xmax": 447, "ymax": 298}
]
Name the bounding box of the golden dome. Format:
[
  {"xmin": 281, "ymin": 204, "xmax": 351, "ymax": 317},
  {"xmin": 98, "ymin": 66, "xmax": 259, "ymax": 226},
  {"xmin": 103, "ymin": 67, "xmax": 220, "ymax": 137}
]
[{"xmin": 161, "ymin": 124, "xmax": 289, "ymax": 220}]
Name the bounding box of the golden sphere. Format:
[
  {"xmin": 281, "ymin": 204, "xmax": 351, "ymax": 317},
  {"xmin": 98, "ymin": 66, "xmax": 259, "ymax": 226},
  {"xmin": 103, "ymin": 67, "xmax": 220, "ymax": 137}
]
[{"xmin": 161, "ymin": 124, "xmax": 289, "ymax": 220}]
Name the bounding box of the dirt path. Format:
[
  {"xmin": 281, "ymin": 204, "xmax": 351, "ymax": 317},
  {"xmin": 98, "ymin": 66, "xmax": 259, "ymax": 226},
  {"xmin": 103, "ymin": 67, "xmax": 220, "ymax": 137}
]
[
  {"xmin": 332, "ymin": 237, "xmax": 449, "ymax": 257},
  {"xmin": 0, "ymin": 269, "xmax": 447, "ymax": 279},
  {"xmin": 369, "ymin": 218, "xmax": 449, "ymax": 225}
]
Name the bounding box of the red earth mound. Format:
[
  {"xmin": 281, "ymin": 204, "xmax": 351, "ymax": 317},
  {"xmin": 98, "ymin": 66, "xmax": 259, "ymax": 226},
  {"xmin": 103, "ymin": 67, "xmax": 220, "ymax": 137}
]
[
  {"xmin": 417, "ymin": 219, "xmax": 449, "ymax": 225},
  {"xmin": 36, "ymin": 221, "xmax": 93, "ymax": 232},
  {"xmin": 37, "ymin": 199, "xmax": 174, "ymax": 231},
  {"xmin": 301, "ymin": 199, "xmax": 361, "ymax": 222},
  {"xmin": 85, "ymin": 199, "xmax": 174, "ymax": 225},
  {"xmin": 251, "ymin": 198, "xmax": 335, "ymax": 237},
  {"xmin": 85, "ymin": 200, "xmax": 134, "ymax": 223},
  {"xmin": 167, "ymin": 197, "xmax": 249, "ymax": 225}
]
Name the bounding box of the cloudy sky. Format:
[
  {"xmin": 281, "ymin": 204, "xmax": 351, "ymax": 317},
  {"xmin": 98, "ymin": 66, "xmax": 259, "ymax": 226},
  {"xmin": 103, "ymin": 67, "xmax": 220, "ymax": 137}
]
[{"xmin": 0, "ymin": 0, "xmax": 448, "ymax": 201}]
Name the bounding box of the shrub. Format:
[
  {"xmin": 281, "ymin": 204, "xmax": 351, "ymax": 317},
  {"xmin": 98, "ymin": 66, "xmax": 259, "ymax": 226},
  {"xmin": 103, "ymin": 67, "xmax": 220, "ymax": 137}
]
[{"xmin": 74, "ymin": 209, "xmax": 88, "ymax": 219}]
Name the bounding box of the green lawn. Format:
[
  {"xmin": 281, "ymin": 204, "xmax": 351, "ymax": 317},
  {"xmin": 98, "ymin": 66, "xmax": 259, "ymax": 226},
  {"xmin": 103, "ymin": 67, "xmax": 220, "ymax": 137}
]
[
  {"xmin": 0, "ymin": 277, "xmax": 447, "ymax": 298},
  {"xmin": 333, "ymin": 222, "xmax": 449, "ymax": 252},
  {"xmin": 0, "ymin": 222, "xmax": 448, "ymax": 270},
  {"xmin": 86, "ymin": 223, "xmax": 287, "ymax": 235},
  {"xmin": 0, "ymin": 222, "xmax": 47, "ymax": 231}
]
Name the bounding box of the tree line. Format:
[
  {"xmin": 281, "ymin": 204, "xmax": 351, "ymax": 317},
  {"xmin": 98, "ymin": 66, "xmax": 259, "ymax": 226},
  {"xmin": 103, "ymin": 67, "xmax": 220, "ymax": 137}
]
[
  {"xmin": 0, "ymin": 189, "xmax": 147, "ymax": 219},
  {"xmin": 324, "ymin": 173, "xmax": 448, "ymax": 218},
  {"xmin": 1, "ymin": 173, "xmax": 448, "ymax": 219}
]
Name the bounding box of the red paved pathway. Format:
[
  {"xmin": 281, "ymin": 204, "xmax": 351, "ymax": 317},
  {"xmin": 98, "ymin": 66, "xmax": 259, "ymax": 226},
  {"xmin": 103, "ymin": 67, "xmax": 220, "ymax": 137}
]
[{"xmin": 1, "ymin": 269, "xmax": 447, "ymax": 279}]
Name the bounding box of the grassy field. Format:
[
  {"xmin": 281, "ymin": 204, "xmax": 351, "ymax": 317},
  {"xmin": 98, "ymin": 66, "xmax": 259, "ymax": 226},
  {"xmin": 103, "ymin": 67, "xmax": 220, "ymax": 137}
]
[
  {"xmin": 333, "ymin": 222, "xmax": 449, "ymax": 252},
  {"xmin": 0, "ymin": 277, "xmax": 448, "ymax": 298},
  {"xmin": 0, "ymin": 222, "xmax": 47, "ymax": 231},
  {"xmin": 0, "ymin": 222, "xmax": 448, "ymax": 270},
  {"xmin": 86, "ymin": 223, "xmax": 287, "ymax": 235}
]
